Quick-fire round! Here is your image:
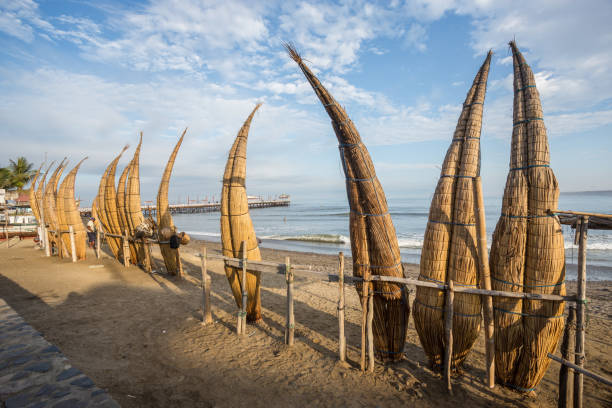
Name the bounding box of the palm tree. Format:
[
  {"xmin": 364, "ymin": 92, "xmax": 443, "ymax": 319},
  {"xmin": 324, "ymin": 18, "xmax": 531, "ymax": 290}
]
[
  {"xmin": 0, "ymin": 167, "xmax": 10, "ymax": 189},
  {"xmin": 6, "ymin": 157, "xmax": 35, "ymax": 190}
]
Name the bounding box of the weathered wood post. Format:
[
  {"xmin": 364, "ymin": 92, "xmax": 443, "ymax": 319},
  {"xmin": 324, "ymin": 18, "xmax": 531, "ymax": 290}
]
[
  {"xmin": 337, "ymin": 252, "xmax": 346, "ymax": 362},
  {"xmin": 574, "ymin": 216, "xmax": 588, "ymax": 408},
  {"xmin": 69, "ymin": 225, "xmax": 77, "ymax": 263},
  {"xmin": 201, "ymin": 245, "xmax": 213, "ymax": 325},
  {"xmin": 122, "ymin": 230, "xmax": 130, "ymax": 267},
  {"xmin": 240, "ymin": 240, "xmax": 248, "ymax": 335},
  {"xmin": 559, "ymin": 305, "xmax": 576, "ymax": 408},
  {"xmin": 4, "ymin": 206, "xmax": 8, "ymax": 248},
  {"xmin": 95, "ymin": 229, "xmax": 100, "ymax": 259},
  {"xmin": 473, "ymin": 176, "xmax": 495, "ymax": 388},
  {"xmin": 44, "ymin": 224, "xmax": 50, "ymax": 257},
  {"xmin": 360, "ymin": 274, "xmax": 370, "ymax": 371},
  {"xmin": 142, "ymin": 237, "xmax": 151, "ymax": 272},
  {"xmin": 444, "ymin": 280, "xmax": 455, "ymax": 394},
  {"xmin": 367, "ymin": 291, "xmax": 374, "ymax": 373},
  {"xmin": 285, "ymin": 256, "xmax": 295, "ymax": 346}
]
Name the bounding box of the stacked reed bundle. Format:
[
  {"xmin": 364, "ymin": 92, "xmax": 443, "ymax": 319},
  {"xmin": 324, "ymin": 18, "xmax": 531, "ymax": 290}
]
[
  {"xmin": 36, "ymin": 161, "xmax": 55, "ymax": 228},
  {"xmin": 157, "ymin": 129, "xmax": 187, "ymax": 275},
  {"xmin": 221, "ymin": 104, "xmax": 263, "ymax": 323},
  {"xmin": 91, "ymin": 196, "xmax": 102, "ymax": 232},
  {"xmin": 56, "ymin": 163, "xmax": 71, "ymax": 256},
  {"xmin": 126, "ymin": 133, "xmax": 146, "ymax": 265},
  {"xmin": 104, "ymin": 146, "xmax": 129, "ymax": 263},
  {"xmin": 414, "ymin": 52, "xmax": 492, "ymax": 369},
  {"xmin": 489, "ymin": 41, "xmax": 565, "ymax": 392},
  {"xmin": 59, "ymin": 158, "xmax": 88, "ymax": 260},
  {"xmin": 28, "ymin": 163, "xmax": 44, "ymax": 224},
  {"xmin": 116, "ymin": 161, "xmax": 137, "ymax": 263},
  {"xmin": 96, "ymin": 147, "xmax": 128, "ymax": 260},
  {"xmin": 43, "ymin": 159, "xmax": 67, "ymax": 253},
  {"xmin": 286, "ymin": 44, "xmax": 408, "ymax": 362}
]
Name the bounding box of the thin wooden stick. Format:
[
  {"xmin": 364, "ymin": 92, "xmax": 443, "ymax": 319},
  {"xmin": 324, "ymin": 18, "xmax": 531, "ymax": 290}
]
[
  {"xmin": 559, "ymin": 305, "xmax": 576, "ymax": 408},
  {"xmin": 95, "ymin": 228, "xmax": 100, "ymax": 259},
  {"xmin": 122, "ymin": 231, "xmax": 130, "ymax": 267},
  {"xmin": 241, "ymin": 240, "xmax": 248, "ymax": 335},
  {"xmin": 444, "ymin": 280, "xmax": 455, "ymax": 394},
  {"xmin": 141, "ymin": 237, "xmax": 150, "ymax": 272},
  {"xmin": 473, "ymin": 176, "xmax": 495, "ymax": 388},
  {"xmin": 69, "ymin": 225, "xmax": 77, "ymax": 263},
  {"xmin": 549, "ymin": 353, "xmax": 612, "ymax": 387},
  {"xmin": 367, "ymin": 291, "xmax": 374, "ymax": 373},
  {"xmin": 337, "ymin": 252, "xmax": 346, "ymax": 362},
  {"xmin": 574, "ymin": 216, "xmax": 588, "ymax": 408},
  {"xmin": 201, "ymin": 245, "xmax": 213, "ymax": 325},
  {"xmin": 554, "ymin": 209, "xmax": 612, "ymax": 219},
  {"xmin": 360, "ymin": 277, "xmax": 370, "ymax": 371},
  {"xmin": 176, "ymin": 247, "xmax": 183, "ymax": 279},
  {"xmin": 4, "ymin": 206, "xmax": 8, "ymax": 248},
  {"xmin": 285, "ymin": 256, "xmax": 295, "ymax": 346}
]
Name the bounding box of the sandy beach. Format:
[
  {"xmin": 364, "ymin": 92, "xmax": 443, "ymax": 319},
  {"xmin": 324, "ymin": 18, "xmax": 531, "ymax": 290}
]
[{"xmin": 0, "ymin": 238, "xmax": 610, "ymax": 407}]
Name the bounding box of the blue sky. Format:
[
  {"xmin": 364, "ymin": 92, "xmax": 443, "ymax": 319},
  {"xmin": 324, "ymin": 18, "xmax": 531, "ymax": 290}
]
[{"xmin": 1, "ymin": 0, "xmax": 611, "ymax": 206}]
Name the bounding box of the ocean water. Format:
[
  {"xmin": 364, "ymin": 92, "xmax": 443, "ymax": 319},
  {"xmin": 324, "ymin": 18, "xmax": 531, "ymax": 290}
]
[{"xmin": 173, "ymin": 191, "xmax": 612, "ymax": 281}]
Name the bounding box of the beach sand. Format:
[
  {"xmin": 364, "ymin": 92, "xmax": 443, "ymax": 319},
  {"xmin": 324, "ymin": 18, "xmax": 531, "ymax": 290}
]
[{"xmin": 0, "ymin": 238, "xmax": 610, "ymax": 407}]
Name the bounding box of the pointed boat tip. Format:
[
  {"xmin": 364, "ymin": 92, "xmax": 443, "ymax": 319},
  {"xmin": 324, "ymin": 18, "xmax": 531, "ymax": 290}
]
[{"xmin": 283, "ymin": 41, "xmax": 302, "ymax": 64}]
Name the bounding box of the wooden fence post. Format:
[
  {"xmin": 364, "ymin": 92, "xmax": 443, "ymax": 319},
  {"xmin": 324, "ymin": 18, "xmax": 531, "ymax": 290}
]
[
  {"xmin": 240, "ymin": 240, "xmax": 248, "ymax": 335},
  {"xmin": 4, "ymin": 206, "xmax": 8, "ymax": 248},
  {"xmin": 473, "ymin": 176, "xmax": 495, "ymax": 388},
  {"xmin": 69, "ymin": 225, "xmax": 77, "ymax": 263},
  {"xmin": 444, "ymin": 280, "xmax": 455, "ymax": 394},
  {"xmin": 44, "ymin": 224, "xmax": 50, "ymax": 257},
  {"xmin": 574, "ymin": 216, "xmax": 588, "ymax": 408},
  {"xmin": 559, "ymin": 305, "xmax": 576, "ymax": 408},
  {"xmin": 337, "ymin": 252, "xmax": 346, "ymax": 362},
  {"xmin": 367, "ymin": 291, "xmax": 374, "ymax": 373},
  {"xmin": 122, "ymin": 231, "xmax": 130, "ymax": 267},
  {"xmin": 201, "ymin": 245, "xmax": 213, "ymax": 325},
  {"xmin": 361, "ymin": 275, "xmax": 370, "ymax": 371},
  {"xmin": 95, "ymin": 229, "xmax": 100, "ymax": 259},
  {"xmin": 285, "ymin": 256, "xmax": 295, "ymax": 346},
  {"xmin": 142, "ymin": 237, "xmax": 151, "ymax": 272}
]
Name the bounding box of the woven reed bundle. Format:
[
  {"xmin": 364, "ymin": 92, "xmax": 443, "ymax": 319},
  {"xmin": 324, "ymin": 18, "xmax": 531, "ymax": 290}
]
[
  {"xmin": 56, "ymin": 162, "xmax": 72, "ymax": 257},
  {"xmin": 286, "ymin": 43, "xmax": 408, "ymax": 362},
  {"xmin": 104, "ymin": 146, "xmax": 129, "ymax": 263},
  {"xmin": 43, "ymin": 159, "xmax": 67, "ymax": 251},
  {"xmin": 116, "ymin": 162, "xmax": 137, "ymax": 263},
  {"xmin": 221, "ymin": 104, "xmax": 263, "ymax": 322},
  {"xmin": 126, "ymin": 133, "xmax": 145, "ymax": 265},
  {"xmin": 414, "ymin": 52, "xmax": 492, "ymax": 368},
  {"xmin": 157, "ymin": 129, "xmax": 187, "ymax": 275},
  {"xmin": 36, "ymin": 161, "xmax": 55, "ymax": 226},
  {"xmin": 59, "ymin": 158, "xmax": 88, "ymax": 260},
  {"xmin": 116, "ymin": 163, "xmax": 130, "ymax": 234},
  {"xmin": 489, "ymin": 42, "xmax": 565, "ymax": 392},
  {"xmin": 28, "ymin": 163, "xmax": 44, "ymax": 224}
]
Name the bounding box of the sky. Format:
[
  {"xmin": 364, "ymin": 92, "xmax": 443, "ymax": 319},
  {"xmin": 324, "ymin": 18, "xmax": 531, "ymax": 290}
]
[{"xmin": 1, "ymin": 0, "xmax": 611, "ymax": 206}]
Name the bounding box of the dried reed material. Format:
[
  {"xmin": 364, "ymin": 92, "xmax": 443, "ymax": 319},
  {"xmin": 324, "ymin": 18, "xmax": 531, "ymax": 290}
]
[
  {"xmin": 104, "ymin": 146, "xmax": 129, "ymax": 263},
  {"xmin": 36, "ymin": 161, "xmax": 55, "ymax": 227},
  {"xmin": 286, "ymin": 43, "xmax": 408, "ymax": 362},
  {"xmin": 56, "ymin": 163, "xmax": 71, "ymax": 256},
  {"xmin": 414, "ymin": 52, "xmax": 491, "ymax": 369},
  {"xmin": 59, "ymin": 158, "xmax": 88, "ymax": 260},
  {"xmin": 116, "ymin": 162, "xmax": 137, "ymax": 263},
  {"xmin": 28, "ymin": 163, "xmax": 44, "ymax": 224},
  {"xmin": 43, "ymin": 159, "xmax": 67, "ymax": 253},
  {"xmin": 157, "ymin": 129, "xmax": 187, "ymax": 275},
  {"xmin": 489, "ymin": 42, "xmax": 565, "ymax": 392},
  {"xmin": 126, "ymin": 133, "xmax": 145, "ymax": 265},
  {"xmin": 91, "ymin": 196, "xmax": 101, "ymax": 231},
  {"xmin": 221, "ymin": 104, "xmax": 263, "ymax": 322}
]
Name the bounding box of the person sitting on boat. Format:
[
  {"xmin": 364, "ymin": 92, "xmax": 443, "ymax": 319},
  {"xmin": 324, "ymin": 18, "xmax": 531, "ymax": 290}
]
[{"xmin": 86, "ymin": 217, "xmax": 96, "ymax": 248}]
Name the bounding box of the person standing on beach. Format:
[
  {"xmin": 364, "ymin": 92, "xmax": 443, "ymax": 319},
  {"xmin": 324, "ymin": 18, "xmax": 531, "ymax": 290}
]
[{"xmin": 86, "ymin": 217, "xmax": 96, "ymax": 248}]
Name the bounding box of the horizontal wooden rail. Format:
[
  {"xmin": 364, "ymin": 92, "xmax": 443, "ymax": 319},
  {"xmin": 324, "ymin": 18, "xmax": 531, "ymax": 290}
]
[
  {"xmin": 548, "ymin": 353, "xmax": 612, "ymax": 387},
  {"xmin": 202, "ymin": 253, "xmax": 575, "ymax": 302}
]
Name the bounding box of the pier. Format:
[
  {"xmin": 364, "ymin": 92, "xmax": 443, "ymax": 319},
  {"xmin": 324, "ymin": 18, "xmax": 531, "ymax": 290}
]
[{"xmin": 79, "ymin": 198, "xmax": 290, "ymax": 218}]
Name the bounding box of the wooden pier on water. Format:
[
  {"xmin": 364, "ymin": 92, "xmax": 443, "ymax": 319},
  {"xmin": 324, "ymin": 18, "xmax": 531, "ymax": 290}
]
[{"xmin": 79, "ymin": 198, "xmax": 290, "ymax": 218}]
